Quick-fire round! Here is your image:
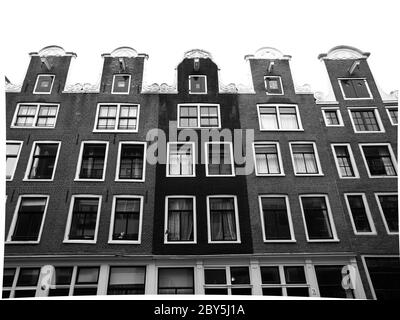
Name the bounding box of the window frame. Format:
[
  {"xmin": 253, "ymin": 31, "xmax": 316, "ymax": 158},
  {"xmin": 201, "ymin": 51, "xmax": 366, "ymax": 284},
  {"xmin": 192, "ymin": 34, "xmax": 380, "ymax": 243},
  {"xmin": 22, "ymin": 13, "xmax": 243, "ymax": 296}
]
[
  {"xmin": 6, "ymin": 195, "xmax": 49, "ymax": 244},
  {"xmin": 107, "ymin": 265, "xmax": 147, "ymax": 295},
  {"xmin": 11, "ymin": 103, "xmax": 60, "ymax": 129},
  {"xmin": 264, "ymin": 76, "xmax": 284, "ymax": 95},
  {"xmin": 2, "ymin": 267, "xmax": 41, "ymax": 298},
  {"xmin": 63, "ymin": 195, "xmax": 102, "ymax": 244},
  {"xmin": 289, "ymin": 141, "xmax": 324, "ymax": 176},
  {"xmin": 115, "ymin": 141, "xmax": 147, "ymax": 182},
  {"xmin": 166, "ymin": 142, "xmax": 196, "ymax": 177},
  {"xmin": 257, "ymin": 104, "xmax": 303, "ymax": 131},
  {"xmin": 385, "ymin": 106, "xmax": 398, "ymax": 126},
  {"xmin": 203, "ymin": 265, "xmax": 252, "ymax": 295},
  {"xmin": 6, "ymin": 140, "xmax": 23, "ymax": 181},
  {"xmin": 348, "ymin": 107, "xmax": 385, "ymax": 133},
  {"xmin": 252, "ymin": 142, "xmax": 285, "ymax": 176},
  {"xmin": 177, "ymin": 103, "xmax": 221, "ymax": 129},
  {"xmin": 321, "ymin": 107, "xmax": 344, "ymax": 127},
  {"xmin": 330, "ymin": 143, "xmax": 360, "ymax": 179},
  {"xmin": 164, "ymin": 195, "xmax": 197, "ymax": 244},
  {"xmin": 374, "ymin": 192, "xmax": 398, "ymax": 235},
  {"xmin": 338, "ymin": 78, "xmax": 373, "ymax": 100},
  {"xmin": 33, "ymin": 74, "xmax": 55, "ymax": 94},
  {"xmin": 344, "ymin": 193, "xmax": 377, "ymax": 235},
  {"xmin": 359, "ymin": 143, "xmax": 397, "ymax": 178},
  {"xmin": 188, "ymin": 75, "xmax": 207, "ymax": 94},
  {"xmin": 23, "ymin": 141, "xmax": 61, "ymax": 181},
  {"xmin": 206, "ymin": 195, "xmax": 241, "ymax": 244},
  {"xmin": 74, "ymin": 141, "xmax": 109, "ymax": 182},
  {"xmin": 157, "ymin": 266, "xmax": 195, "ymax": 295},
  {"xmin": 111, "ymin": 74, "xmax": 131, "ymax": 95},
  {"xmin": 205, "ymin": 141, "xmax": 235, "ymax": 177},
  {"xmin": 93, "ymin": 103, "xmax": 140, "ymax": 133}
]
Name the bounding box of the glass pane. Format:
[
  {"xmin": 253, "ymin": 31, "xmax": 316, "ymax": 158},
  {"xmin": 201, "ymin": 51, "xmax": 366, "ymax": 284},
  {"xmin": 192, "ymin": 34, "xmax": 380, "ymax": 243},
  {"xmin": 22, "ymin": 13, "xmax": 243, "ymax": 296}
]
[
  {"xmin": 204, "ymin": 269, "xmax": 226, "ymax": 285},
  {"xmin": 49, "ymin": 288, "xmax": 70, "ymax": 296},
  {"xmin": 109, "ymin": 267, "xmax": 145, "ymax": 285},
  {"xmin": 260, "ymin": 267, "xmax": 280, "ymax": 284},
  {"xmin": 73, "ymin": 287, "xmax": 98, "ymax": 296},
  {"xmin": 284, "ymin": 266, "xmax": 306, "ymax": 284},
  {"xmin": 158, "ymin": 268, "xmax": 194, "ymax": 294},
  {"xmin": 76, "ymin": 267, "xmax": 99, "ymax": 284},
  {"xmin": 287, "ymin": 287, "xmax": 309, "ymax": 297},
  {"xmin": 231, "ymin": 288, "xmax": 252, "ymax": 295},
  {"xmin": 3, "ymin": 268, "xmax": 16, "ymax": 287},
  {"xmin": 347, "ymin": 195, "xmax": 372, "ymax": 232},
  {"xmin": 14, "ymin": 290, "xmax": 37, "ymax": 298},
  {"xmin": 204, "ymin": 288, "xmax": 228, "ymax": 295},
  {"xmin": 315, "ymin": 265, "xmax": 347, "ymax": 298},
  {"xmin": 301, "ymin": 197, "xmax": 333, "ymax": 240},
  {"xmin": 230, "ymin": 267, "xmax": 250, "ymax": 284},
  {"xmin": 261, "ymin": 197, "xmax": 291, "ymax": 240},
  {"xmin": 262, "ymin": 287, "xmax": 282, "ymax": 296},
  {"xmin": 54, "ymin": 267, "xmax": 73, "ymax": 285},
  {"xmin": 17, "ymin": 268, "xmax": 40, "ymax": 286}
]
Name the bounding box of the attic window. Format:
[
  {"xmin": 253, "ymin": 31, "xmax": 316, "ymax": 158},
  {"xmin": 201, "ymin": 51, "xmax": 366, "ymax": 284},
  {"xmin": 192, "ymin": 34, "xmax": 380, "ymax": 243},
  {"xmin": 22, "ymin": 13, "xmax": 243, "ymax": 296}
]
[
  {"xmin": 33, "ymin": 75, "xmax": 55, "ymax": 94},
  {"xmin": 189, "ymin": 75, "xmax": 207, "ymax": 94},
  {"xmin": 264, "ymin": 76, "xmax": 283, "ymax": 95},
  {"xmin": 112, "ymin": 74, "xmax": 131, "ymax": 94}
]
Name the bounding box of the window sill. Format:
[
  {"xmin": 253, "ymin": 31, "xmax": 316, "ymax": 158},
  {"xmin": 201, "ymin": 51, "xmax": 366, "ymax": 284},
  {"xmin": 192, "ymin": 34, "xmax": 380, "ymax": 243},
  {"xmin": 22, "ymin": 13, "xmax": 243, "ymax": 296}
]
[
  {"xmin": 166, "ymin": 174, "xmax": 196, "ymax": 178},
  {"xmin": 366, "ymin": 175, "xmax": 397, "ymax": 179},
  {"xmin": 265, "ymin": 92, "xmax": 284, "ymax": 96},
  {"xmin": 23, "ymin": 178, "xmax": 55, "ymax": 182},
  {"xmin": 108, "ymin": 240, "xmax": 141, "ymax": 244},
  {"xmin": 74, "ymin": 178, "xmax": 105, "ymax": 182},
  {"xmin": 259, "ymin": 129, "xmax": 304, "ymax": 132},
  {"xmin": 63, "ymin": 240, "xmax": 97, "ymax": 244},
  {"xmin": 343, "ymin": 97, "xmax": 373, "ymax": 100},
  {"xmin": 164, "ymin": 241, "xmax": 197, "ymax": 245},
  {"xmin": 255, "ymin": 173, "xmax": 285, "ymax": 177},
  {"xmin": 10, "ymin": 126, "xmax": 56, "ymax": 129},
  {"xmin": 5, "ymin": 241, "xmax": 40, "ymax": 244},
  {"xmin": 306, "ymin": 239, "xmax": 340, "ymax": 243},
  {"xmin": 110, "ymin": 92, "xmax": 130, "ymax": 95},
  {"xmin": 93, "ymin": 130, "xmax": 139, "ymax": 133},
  {"xmin": 115, "ymin": 178, "xmax": 145, "ymax": 182},
  {"xmin": 208, "ymin": 240, "xmax": 241, "ymax": 244},
  {"xmin": 353, "ymin": 131, "xmax": 385, "ymax": 134},
  {"xmin": 294, "ymin": 173, "xmax": 324, "ymax": 177},
  {"xmin": 263, "ymin": 240, "xmax": 297, "ymax": 243}
]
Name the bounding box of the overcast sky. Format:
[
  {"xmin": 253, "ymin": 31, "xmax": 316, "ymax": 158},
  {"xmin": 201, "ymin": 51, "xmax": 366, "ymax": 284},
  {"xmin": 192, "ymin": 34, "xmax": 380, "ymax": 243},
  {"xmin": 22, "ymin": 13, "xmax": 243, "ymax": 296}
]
[{"xmin": 1, "ymin": 0, "xmax": 399, "ymax": 95}]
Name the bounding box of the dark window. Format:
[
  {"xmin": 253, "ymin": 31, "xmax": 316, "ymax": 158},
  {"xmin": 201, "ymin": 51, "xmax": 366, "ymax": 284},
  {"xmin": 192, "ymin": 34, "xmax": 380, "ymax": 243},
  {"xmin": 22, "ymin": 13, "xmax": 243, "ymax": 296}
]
[
  {"xmin": 340, "ymin": 79, "xmax": 371, "ymax": 99},
  {"xmin": 14, "ymin": 290, "xmax": 37, "ymax": 298},
  {"xmin": 68, "ymin": 198, "xmax": 99, "ymax": 240},
  {"xmin": 49, "ymin": 267, "xmax": 73, "ymax": 297},
  {"xmin": 261, "ymin": 267, "xmax": 281, "ymax": 284},
  {"xmin": 231, "ymin": 288, "xmax": 252, "ymax": 295},
  {"xmin": 6, "ymin": 142, "xmax": 22, "ymax": 179},
  {"xmin": 73, "ymin": 267, "xmax": 99, "ymax": 296},
  {"xmin": 378, "ymin": 195, "xmax": 398, "ymax": 232},
  {"xmin": 3, "ymin": 268, "xmax": 16, "ymax": 287},
  {"xmin": 362, "ymin": 145, "xmax": 396, "ymax": 176},
  {"xmin": 351, "ymin": 110, "xmax": 380, "ymax": 131},
  {"xmin": 158, "ymin": 268, "xmax": 194, "ymax": 294},
  {"xmin": 34, "ymin": 75, "xmax": 54, "ymax": 94},
  {"xmin": 260, "ymin": 197, "xmax": 291, "ymax": 240},
  {"xmin": 118, "ymin": 144, "xmax": 145, "ymax": 180},
  {"xmin": 79, "ymin": 143, "xmax": 107, "ymax": 179},
  {"xmin": 168, "ymin": 143, "xmax": 194, "ymax": 176},
  {"xmin": 167, "ymin": 198, "xmax": 194, "ymax": 242},
  {"xmin": 108, "ymin": 267, "xmax": 146, "ymax": 295},
  {"xmin": 112, "ymin": 74, "xmax": 130, "ymax": 94},
  {"xmin": 262, "ymin": 287, "xmax": 283, "ymax": 296},
  {"xmin": 204, "ymin": 288, "xmax": 228, "ymax": 295},
  {"xmin": 189, "ymin": 76, "xmax": 206, "ymax": 93},
  {"xmin": 207, "ymin": 143, "xmax": 233, "ymax": 175},
  {"xmin": 28, "ymin": 143, "xmax": 59, "ymax": 179},
  {"xmin": 113, "ymin": 198, "xmax": 141, "ymax": 241},
  {"xmin": 17, "ymin": 268, "xmax": 40, "ymax": 286},
  {"xmin": 204, "ymin": 269, "xmax": 226, "ymax": 285},
  {"xmin": 284, "ymin": 266, "xmax": 306, "ymax": 284},
  {"xmin": 333, "ymin": 145, "xmax": 355, "ymax": 177},
  {"xmin": 209, "ymin": 197, "xmax": 237, "ymax": 241},
  {"xmin": 292, "ymin": 144, "xmax": 319, "ymax": 174},
  {"xmin": 324, "ymin": 110, "xmax": 340, "ymax": 125},
  {"xmin": 387, "ymin": 108, "xmax": 398, "ymax": 125},
  {"xmin": 265, "ymin": 76, "xmax": 283, "ymax": 94},
  {"xmin": 254, "ymin": 144, "xmax": 281, "ymax": 174},
  {"xmin": 346, "ymin": 195, "xmax": 372, "ymax": 232},
  {"xmin": 287, "ymin": 287, "xmax": 310, "ymax": 296},
  {"xmin": 230, "ymin": 267, "xmax": 250, "ymax": 285},
  {"xmin": 315, "ymin": 265, "xmax": 347, "ymax": 298},
  {"xmin": 36, "ymin": 105, "xmax": 58, "ymax": 127},
  {"xmin": 301, "ymin": 196, "xmax": 334, "ymax": 240}
]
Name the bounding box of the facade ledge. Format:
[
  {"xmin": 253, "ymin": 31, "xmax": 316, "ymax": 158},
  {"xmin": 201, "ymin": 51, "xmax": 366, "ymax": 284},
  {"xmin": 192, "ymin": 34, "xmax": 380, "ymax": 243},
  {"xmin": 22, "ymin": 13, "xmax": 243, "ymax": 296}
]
[
  {"xmin": 314, "ymin": 91, "xmax": 339, "ymax": 104},
  {"xmin": 63, "ymin": 82, "xmax": 100, "ymax": 93},
  {"xmin": 295, "ymin": 83, "xmax": 313, "ymax": 94},
  {"xmin": 141, "ymin": 83, "xmax": 177, "ymax": 94}
]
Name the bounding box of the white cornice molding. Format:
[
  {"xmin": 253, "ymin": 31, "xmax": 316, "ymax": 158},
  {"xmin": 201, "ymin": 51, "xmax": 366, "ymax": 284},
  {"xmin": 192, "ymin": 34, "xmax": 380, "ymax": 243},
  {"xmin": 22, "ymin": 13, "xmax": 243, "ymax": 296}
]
[
  {"xmin": 29, "ymin": 45, "xmax": 77, "ymax": 58},
  {"xmin": 318, "ymin": 45, "xmax": 370, "ymax": 60},
  {"xmin": 63, "ymin": 83, "xmax": 100, "ymax": 93},
  {"xmin": 379, "ymin": 87, "xmax": 398, "ymax": 103},
  {"xmin": 101, "ymin": 47, "xmax": 148, "ymax": 59},
  {"xmin": 314, "ymin": 91, "xmax": 339, "ymax": 104},
  {"xmin": 295, "ymin": 84, "xmax": 313, "ymax": 94},
  {"xmin": 5, "ymin": 82, "xmax": 22, "ymax": 92},
  {"xmin": 245, "ymin": 47, "xmax": 292, "ymax": 60},
  {"xmin": 141, "ymin": 83, "xmax": 177, "ymax": 94},
  {"xmin": 183, "ymin": 49, "xmax": 213, "ymax": 60}
]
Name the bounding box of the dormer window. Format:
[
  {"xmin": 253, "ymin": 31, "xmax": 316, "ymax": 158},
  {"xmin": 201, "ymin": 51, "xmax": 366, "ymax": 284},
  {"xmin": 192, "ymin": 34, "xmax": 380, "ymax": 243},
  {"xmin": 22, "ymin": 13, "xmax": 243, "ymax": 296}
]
[
  {"xmin": 264, "ymin": 76, "xmax": 283, "ymax": 95},
  {"xmin": 189, "ymin": 75, "xmax": 207, "ymax": 94},
  {"xmin": 338, "ymin": 78, "xmax": 372, "ymax": 100},
  {"xmin": 33, "ymin": 75, "xmax": 55, "ymax": 94},
  {"xmin": 112, "ymin": 74, "xmax": 131, "ymax": 94}
]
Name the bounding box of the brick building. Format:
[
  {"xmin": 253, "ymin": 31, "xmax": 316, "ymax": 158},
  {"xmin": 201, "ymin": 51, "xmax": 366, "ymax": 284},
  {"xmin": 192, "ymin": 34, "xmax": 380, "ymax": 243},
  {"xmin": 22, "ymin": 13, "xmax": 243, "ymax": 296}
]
[{"xmin": 3, "ymin": 45, "xmax": 399, "ymax": 299}]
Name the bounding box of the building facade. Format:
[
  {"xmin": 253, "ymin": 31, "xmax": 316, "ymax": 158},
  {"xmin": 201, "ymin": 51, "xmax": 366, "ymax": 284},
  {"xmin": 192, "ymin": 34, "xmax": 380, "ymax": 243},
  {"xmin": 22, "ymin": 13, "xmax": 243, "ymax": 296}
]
[{"xmin": 3, "ymin": 45, "xmax": 399, "ymax": 299}]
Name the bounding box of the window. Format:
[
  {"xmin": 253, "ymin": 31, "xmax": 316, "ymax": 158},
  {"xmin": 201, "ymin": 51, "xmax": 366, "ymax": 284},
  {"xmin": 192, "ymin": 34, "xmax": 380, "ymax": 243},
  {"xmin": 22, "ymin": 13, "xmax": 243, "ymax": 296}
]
[
  {"xmin": 76, "ymin": 142, "xmax": 109, "ymax": 181},
  {"xmin": 167, "ymin": 142, "xmax": 195, "ymax": 177},
  {"xmin": 314, "ymin": 265, "xmax": 351, "ymax": 298},
  {"xmin": 33, "ymin": 74, "xmax": 55, "ymax": 94},
  {"xmin": 111, "ymin": 74, "xmax": 131, "ymax": 94},
  {"xmin": 116, "ymin": 142, "xmax": 146, "ymax": 182},
  {"xmin": 2, "ymin": 268, "xmax": 16, "ymax": 298},
  {"xmin": 375, "ymin": 194, "xmax": 398, "ymax": 234},
  {"xmin": 261, "ymin": 266, "xmax": 309, "ymax": 297},
  {"xmin": 344, "ymin": 194, "xmax": 376, "ymax": 234},
  {"xmin": 322, "ymin": 108, "xmax": 343, "ymax": 126},
  {"xmin": 264, "ymin": 76, "xmax": 283, "ymax": 95},
  {"xmin": 300, "ymin": 195, "xmax": 338, "ymax": 241},
  {"xmin": 189, "ymin": 75, "xmax": 207, "ymax": 94},
  {"xmin": 94, "ymin": 103, "xmax": 139, "ymax": 132},
  {"xmin": 12, "ymin": 103, "xmax": 59, "ymax": 128},
  {"xmin": 331, "ymin": 144, "xmax": 359, "ymax": 178},
  {"xmin": 109, "ymin": 196, "xmax": 143, "ymax": 243},
  {"xmin": 359, "ymin": 144, "xmax": 397, "ymax": 178},
  {"xmin": 6, "ymin": 141, "xmax": 23, "ymax": 180},
  {"xmin": 258, "ymin": 195, "xmax": 295, "ymax": 242},
  {"xmin": 253, "ymin": 142, "xmax": 284, "ymax": 176},
  {"xmin": 290, "ymin": 142, "xmax": 323, "ymax": 175},
  {"xmin": 165, "ymin": 196, "xmax": 196, "ymax": 244},
  {"xmin": 7, "ymin": 196, "xmax": 48, "ymax": 243},
  {"xmin": 48, "ymin": 267, "xmax": 74, "ymax": 296},
  {"xmin": 108, "ymin": 267, "xmax": 146, "ymax": 295},
  {"xmin": 158, "ymin": 268, "xmax": 194, "ymax": 294},
  {"xmin": 178, "ymin": 104, "xmax": 220, "ymax": 128},
  {"xmin": 204, "ymin": 267, "xmax": 252, "ymax": 295},
  {"xmin": 205, "ymin": 142, "xmax": 235, "ymax": 177},
  {"xmin": 386, "ymin": 106, "xmax": 398, "ymax": 125},
  {"xmin": 207, "ymin": 196, "xmax": 240, "ymax": 243},
  {"xmin": 24, "ymin": 142, "xmax": 61, "ymax": 180},
  {"xmin": 339, "ymin": 78, "xmax": 372, "ymax": 99},
  {"xmin": 349, "ymin": 108, "xmax": 383, "ymax": 133},
  {"xmin": 14, "ymin": 268, "xmax": 40, "ymax": 298},
  {"xmin": 64, "ymin": 196, "xmax": 101, "ymax": 243},
  {"xmin": 257, "ymin": 105, "xmax": 302, "ymax": 131},
  {"xmin": 73, "ymin": 267, "xmax": 99, "ymax": 296}
]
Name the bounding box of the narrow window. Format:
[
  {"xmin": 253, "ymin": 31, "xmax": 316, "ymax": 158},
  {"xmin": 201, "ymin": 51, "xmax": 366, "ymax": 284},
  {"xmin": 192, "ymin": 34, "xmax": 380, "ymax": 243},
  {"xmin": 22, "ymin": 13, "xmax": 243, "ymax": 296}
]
[
  {"xmin": 179, "ymin": 106, "xmax": 198, "ymax": 127},
  {"xmin": 208, "ymin": 196, "xmax": 239, "ymax": 242},
  {"xmin": 6, "ymin": 142, "xmax": 22, "ymax": 180},
  {"xmin": 77, "ymin": 143, "xmax": 108, "ymax": 180},
  {"xmin": 376, "ymin": 194, "xmax": 398, "ymax": 233},
  {"xmin": 324, "ymin": 110, "xmax": 340, "ymax": 125},
  {"xmin": 33, "ymin": 75, "xmax": 55, "ymax": 94},
  {"xmin": 117, "ymin": 143, "xmax": 145, "ymax": 181},
  {"xmin": 108, "ymin": 267, "xmax": 146, "ymax": 295},
  {"xmin": 158, "ymin": 268, "xmax": 194, "ymax": 294},
  {"xmin": 73, "ymin": 267, "xmax": 99, "ymax": 296},
  {"xmin": 97, "ymin": 105, "xmax": 117, "ymax": 130},
  {"xmin": 200, "ymin": 106, "xmax": 219, "ymax": 127},
  {"xmin": 345, "ymin": 194, "xmax": 374, "ymax": 233},
  {"xmin": 36, "ymin": 105, "xmax": 58, "ymax": 127},
  {"xmin": 27, "ymin": 142, "xmax": 60, "ymax": 180},
  {"xmin": 332, "ymin": 145, "xmax": 357, "ymax": 178},
  {"xmin": 14, "ymin": 268, "xmax": 40, "ymax": 298},
  {"xmin": 291, "ymin": 143, "xmax": 321, "ymax": 175},
  {"xmin": 361, "ymin": 145, "xmax": 397, "ymax": 177},
  {"xmin": 315, "ymin": 266, "xmax": 349, "ymax": 298},
  {"xmin": 167, "ymin": 143, "xmax": 195, "ymax": 177},
  {"xmin": 254, "ymin": 143, "xmax": 282, "ymax": 175},
  {"xmin": 386, "ymin": 107, "xmax": 398, "ymax": 125},
  {"xmin": 112, "ymin": 197, "xmax": 142, "ymax": 241},
  {"xmin": 67, "ymin": 197, "xmax": 100, "ymax": 241},
  {"xmin": 49, "ymin": 267, "xmax": 74, "ymax": 297},
  {"xmin": 166, "ymin": 197, "xmax": 195, "ymax": 243},
  {"xmin": 112, "ymin": 74, "xmax": 131, "ymax": 94},
  {"xmin": 206, "ymin": 142, "xmax": 234, "ymax": 176}
]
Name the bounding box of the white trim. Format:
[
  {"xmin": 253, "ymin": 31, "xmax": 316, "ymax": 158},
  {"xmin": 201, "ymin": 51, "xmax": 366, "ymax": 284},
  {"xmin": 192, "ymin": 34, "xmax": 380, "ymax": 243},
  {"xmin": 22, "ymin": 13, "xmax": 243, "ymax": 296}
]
[
  {"xmin": 23, "ymin": 141, "xmax": 61, "ymax": 181},
  {"xmin": 6, "ymin": 195, "xmax": 50, "ymax": 244},
  {"xmin": 299, "ymin": 194, "xmax": 339, "ymax": 242},
  {"xmin": 115, "ymin": 141, "xmax": 147, "ymax": 182},
  {"xmin": 252, "ymin": 142, "xmax": 285, "ymax": 176},
  {"xmin": 6, "ymin": 140, "xmax": 23, "ymax": 181},
  {"xmin": 347, "ymin": 107, "xmax": 385, "ymax": 133},
  {"xmin": 289, "ymin": 141, "xmax": 324, "ymax": 176},
  {"xmin": 63, "ymin": 195, "xmax": 102, "ymax": 244},
  {"xmin": 75, "ymin": 141, "xmax": 109, "ymax": 182},
  {"xmin": 33, "ymin": 74, "xmax": 55, "ymax": 94},
  {"xmin": 164, "ymin": 196, "xmax": 197, "ymax": 244},
  {"xmin": 205, "ymin": 141, "xmax": 235, "ymax": 177},
  {"xmin": 330, "ymin": 143, "xmax": 360, "ymax": 179},
  {"xmin": 206, "ymin": 195, "xmax": 241, "ymax": 244},
  {"xmin": 338, "ymin": 78, "xmax": 373, "ymax": 100},
  {"xmin": 258, "ymin": 195, "xmax": 296, "ymax": 243},
  {"xmin": 358, "ymin": 143, "xmax": 397, "ymax": 178},
  {"xmin": 264, "ymin": 76, "xmax": 284, "ymax": 95},
  {"xmin": 321, "ymin": 107, "xmax": 344, "ymax": 127},
  {"xmin": 188, "ymin": 75, "xmax": 207, "ymax": 94},
  {"xmin": 177, "ymin": 103, "xmax": 221, "ymax": 129},
  {"xmin": 257, "ymin": 104, "xmax": 304, "ymax": 131},
  {"xmin": 374, "ymin": 192, "xmax": 399, "ymax": 235},
  {"xmin": 343, "ymin": 193, "xmax": 377, "ymax": 235},
  {"xmin": 111, "ymin": 74, "xmax": 131, "ymax": 95},
  {"xmin": 93, "ymin": 103, "xmax": 140, "ymax": 133},
  {"xmin": 11, "ymin": 103, "xmax": 60, "ymax": 129},
  {"xmin": 108, "ymin": 195, "xmax": 144, "ymax": 244},
  {"xmin": 166, "ymin": 142, "xmax": 196, "ymax": 177},
  {"xmin": 385, "ymin": 106, "xmax": 398, "ymax": 126}
]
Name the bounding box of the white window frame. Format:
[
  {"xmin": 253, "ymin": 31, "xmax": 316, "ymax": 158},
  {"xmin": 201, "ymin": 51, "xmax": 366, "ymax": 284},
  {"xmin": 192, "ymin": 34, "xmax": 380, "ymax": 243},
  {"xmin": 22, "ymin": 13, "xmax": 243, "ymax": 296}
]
[
  {"xmin": 64, "ymin": 195, "xmax": 102, "ymax": 244},
  {"xmin": 93, "ymin": 103, "xmax": 140, "ymax": 133},
  {"xmin": 166, "ymin": 142, "xmax": 196, "ymax": 177},
  {"xmin": 206, "ymin": 195, "xmax": 241, "ymax": 244},
  {"xmin": 258, "ymin": 195, "xmax": 296, "ymax": 243},
  {"xmin": 348, "ymin": 107, "xmax": 385, "ymax": 133},
  {"xmin": 6, "ymin": 140, "xmax": 23, "ymax": 181},
  {"xmin": 115, "ymin": 141, "xmax": 147, "ymax": 182},
  {"xmin": 188, "ymin": 75, "xmax": 207, "ymax": 94},
  {"xmin": 156, "ymin": 266, "xmax": 195, "ymax": 295},
  {"xmin": 6, "ymin": 195, "xmax": 49, "ymax": 244},
  {"xmin": 205, "ymin": 141, "xmax": 235, "ymax": 177},
  {"xmin": 257, "ymin": 104, "xmax": 303, "ymax": 131},
  {"xmin": 111, "ymin": 74, "xmax": 131, "ymax": 95},
  {"xmin": 177, "ymin": 103, "xmax": 221, "ymax": 129},
  {"xmin": 75, "ymin": 141, "xmax": 109, "ymax": 182},
  {"xmin": 23, "ymin": 141, "xmax": 61, "ymax": 181},
  {"xmin": 330, "ymin": 143, "xmax": 359, "ymax": 179},
  {"xmin": 359, "ymin": 143, "xmax": 397, "ymax": 178},
  {"xmin": 385, "ymin": 106, "xmax": 398, "ymax": 126},
  {"xmin": 108, "ymin": 195, "xmax": 144, "ymax": 244},
  {"xmin": 374, "ymin": 192, "xmax": 398, "ymax": 235},
  {"xmin": 338, "ymin": 78, "xmax": 373, "ymax": 100},
  {"xmin": 203, "ymin": 265, "xmax": 252, "ymax": 295},
  {"xmin": 164, "ymin": 195, "xmax": 197, "ymax": 244},
  {"xmin": 252, "ymin": 142, "xmax": 285, "ymax": 176},
  {"xmin": 11, "ymin": 103, "xmax": 60, "ymax": 129},
  {"xmin": 344, "ymin": 193, "xmax": 376, "ymax": 235},
  {"xmin": 2, "ymin": 267, "xmax": 41, "ymax": 298},
  {"xmin": 264, "ymin": 76, "xmax": 284, "ymax": 95},
  {"xmin": 33, "ymin": 74, "xmax": 55, "ymax": 94},
  {"xmin": 289, "ymin": 141, "xmax": 324, "ymax": 176},
  {"xmin": 299, "ymin": 194, "xmax": 339, "ymax": 242},
  {"xmin": 321, "ymin": 107, "xmax": 344, "ymax": 127}
]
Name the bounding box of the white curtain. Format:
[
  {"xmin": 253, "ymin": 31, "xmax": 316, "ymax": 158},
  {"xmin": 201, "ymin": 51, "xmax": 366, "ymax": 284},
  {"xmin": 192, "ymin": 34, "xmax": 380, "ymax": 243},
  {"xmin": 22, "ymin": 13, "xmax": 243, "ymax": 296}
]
[{"xmin": 168, "ymin": 199, "xmax": 193, "ymax": 241}]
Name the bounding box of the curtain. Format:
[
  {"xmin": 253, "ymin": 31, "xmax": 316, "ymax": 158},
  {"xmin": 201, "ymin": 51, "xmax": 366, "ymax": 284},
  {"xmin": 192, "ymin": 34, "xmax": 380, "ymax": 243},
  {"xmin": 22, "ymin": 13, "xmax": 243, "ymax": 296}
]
[
  {"xmin": 261, "ymin": 114, "xmax": 278, "ymax": 130},
  {"xmin": 210, "ymin": 198, "xmax": 236, "ymax": 241},
  {"xmin": 168, "ymin": 199, "xmax": 193, "ymax": 241},
  {"xmin": 304, "ymin": 154, "xmax": 317, "ymax": 173},
  {"xmin": 280, "ymin": 114, "xmax": 298, "ymax": 129}
]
